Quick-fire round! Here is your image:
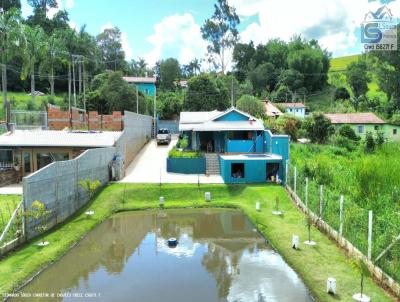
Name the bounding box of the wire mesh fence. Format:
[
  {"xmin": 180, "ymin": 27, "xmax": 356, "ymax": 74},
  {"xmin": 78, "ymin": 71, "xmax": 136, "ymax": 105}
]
[
  {"xmin": 287, "ymin": 162, "xmax": 400, "ymax": 284},
  {"xmin": 10, "ymin": 110, "xmax": 48, "ymax": 130}
]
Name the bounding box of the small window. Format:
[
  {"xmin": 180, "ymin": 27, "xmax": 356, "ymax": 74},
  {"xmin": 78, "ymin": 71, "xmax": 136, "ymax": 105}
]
[
  {"xmin": 231, "ymin": 163, "xmax": 245, "ymax": 179},
  {"xmin": 394, "ymin": 129, "xmax": 397, "ymax": 135},
  {"xmin": 158, "ymin": 129, "xmax": 169, "ymax": 134},
  {"xmin": 374, "ymin": 125, "xmax": 379, "ymax": 131},
  {"xmin": 357, "ymin": 125, "xmax": 364, "ymax": 134},
  {"xmin": 296, "ymin": 109, "xmax": 299, "ymax": 113}
]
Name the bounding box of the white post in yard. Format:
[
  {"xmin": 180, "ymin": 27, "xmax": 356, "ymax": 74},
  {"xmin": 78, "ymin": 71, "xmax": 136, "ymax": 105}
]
[
  {"xmin": 305, "ymin": 177, "xmax": 309, "ymax": 210},
  {"xmin": 339, "ymin": 195, "xmax": 344, "ymax": 237},
  {"xmin": 294, "ymin": 167, "xmax": 297, "ymax": 195},
  {"xmin": 285, "ymin": 160, "xmax": 288, "ymax": 185},
  {"xmin": 368, "ymin": 210, "xmax": 373, "ymax": 260},
  {"xmin": 319, "ymin": 185, "xmax": 323, "ymax": 218}
]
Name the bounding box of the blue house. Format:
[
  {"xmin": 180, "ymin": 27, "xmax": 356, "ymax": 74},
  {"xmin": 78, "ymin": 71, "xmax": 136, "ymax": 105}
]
[
  {"xmin": 177, "ymin": 107, "xmax": 290, "ymax": 184},
  {"xmin": 123, "ymin": 77, "xmax": 157, "ymax": 96}
]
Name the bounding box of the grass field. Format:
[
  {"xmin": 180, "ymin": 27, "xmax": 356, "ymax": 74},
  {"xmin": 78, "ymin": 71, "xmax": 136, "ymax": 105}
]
[
  {"xmin": 0, "ymin": 195, "xmax": 20, "ymax": 233},
  {"xmin": 330, "ymin": 54, "xmax": 360, "ymax": 72},
  {"xmin": 290, "ymin": 142, "xmax": 400, "ymax": 283},
  {"xmin": 0, "ymin": 92, "xmax": 65, "ymax": 120},
  {"xmin": 0, "ymin": 184, "xmax": 396, "ymax": 302}
]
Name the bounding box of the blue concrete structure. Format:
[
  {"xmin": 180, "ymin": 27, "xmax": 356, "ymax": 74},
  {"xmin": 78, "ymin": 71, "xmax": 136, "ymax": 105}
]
[
  {"xmin": 123, "ymin": 77, "xmax": 156, "ymax": 96},
  {"xmin": 178, "ymin": 108, "xmax": 290, "ymax": 184},
  {"xmin": 167, "ymin": 157, "xmax": 206, "ymax": 174}
]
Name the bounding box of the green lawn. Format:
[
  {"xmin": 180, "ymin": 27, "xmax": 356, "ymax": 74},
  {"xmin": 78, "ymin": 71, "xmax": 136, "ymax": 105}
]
[
  {"xmin": 0, "ymin": 195, "xmax": 20, "ymax": 233},
  {"xmin": 0, "ymin": 184, "xmax": 396, "ymax": 302}
]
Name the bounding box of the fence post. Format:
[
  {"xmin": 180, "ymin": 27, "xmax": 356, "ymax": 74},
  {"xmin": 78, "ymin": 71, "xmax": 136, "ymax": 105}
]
[
  {"xmin": 285, "ymin": 160, "xmax": 288, "ymax": 185},
  {"xmin": 368, "ymin": 210, "xmax": 373, "ymax": 260},
  {"xmin": 305, "ymin": 177, "xmax": 308, "ymax": 209},
  {"xmin": 294, "ymin": 166, "xmax": 297, "ymax": 196},
  {"xmin": 319, "ymin": 185, "xmax": 323, "ymax": 217},
  {"xmin": 339, "ymin": 195, "xmax": 344, "ymax": 237}
]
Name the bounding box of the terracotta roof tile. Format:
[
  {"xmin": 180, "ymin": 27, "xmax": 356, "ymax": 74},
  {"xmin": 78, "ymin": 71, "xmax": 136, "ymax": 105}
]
[{"xmin": 324, "ymin": 113, "xmax": 385, "ymax": 124}]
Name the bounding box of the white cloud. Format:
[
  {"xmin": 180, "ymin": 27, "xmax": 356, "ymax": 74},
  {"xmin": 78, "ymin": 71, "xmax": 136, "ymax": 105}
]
[
  {"xmin": 99, "ymin": 22, "xmax": 133, "ymax": 61},
  {"xmin": 47, "ymin": 0, "xmax": 62, "ymax": 19},
  {"xmin": 231, "ymin": 0, "xmax": 400, "ymax": 56},
  {"xmin": 68, "ymin": 20, "xmax": 78, "ymax": 31},
  {"xmin": 144, "ymin": 13, "xmax": 208, "ymax": 66},
  {"xmin": 65, "ymin": 0, "xmax": 74, "ymax": 9},
  {"xmin": 100, "ymin": 22, "xmax": 114, "ymax": 32},
  {"xmin": 121, "ymin": 32, "xmax": 133, "ymax": 61}
]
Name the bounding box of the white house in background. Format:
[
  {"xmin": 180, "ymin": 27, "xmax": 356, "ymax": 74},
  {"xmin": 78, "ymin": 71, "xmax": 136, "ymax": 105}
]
[{"xmin": 279, "ymin": 103, "xmax": 306, "ymax": 119}]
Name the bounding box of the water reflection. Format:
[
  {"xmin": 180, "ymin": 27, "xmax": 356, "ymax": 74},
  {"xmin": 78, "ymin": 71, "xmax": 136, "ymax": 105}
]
[{"xmin": 13, "ymin": 209, "xmax": 313, "ymax": 302}]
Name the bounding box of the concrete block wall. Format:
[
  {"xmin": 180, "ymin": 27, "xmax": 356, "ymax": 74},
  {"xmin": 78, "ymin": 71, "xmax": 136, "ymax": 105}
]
[
  {"xmin": 23, "ymin": 147, "xmax": 116, "ymax": 240},
  {"xmin": 116, "ymin": 111, "xmax": 152, "ymax": 166}
]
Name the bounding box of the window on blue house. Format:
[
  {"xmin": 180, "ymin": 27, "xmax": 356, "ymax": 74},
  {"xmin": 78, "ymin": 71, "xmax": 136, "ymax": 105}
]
[
  {"xmin": 231, "ymin": 163, "xmax": 245, "ymax": 178},
  {"xmin": 228, "ymin": 131, "xmax": 251, "ymax": 140}
]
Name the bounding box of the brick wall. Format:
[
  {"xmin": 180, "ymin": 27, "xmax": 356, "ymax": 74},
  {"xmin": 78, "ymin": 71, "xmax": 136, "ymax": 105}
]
[{"xmin": 47, "ymin": 105, "xmax": 123, "ymax": 131}]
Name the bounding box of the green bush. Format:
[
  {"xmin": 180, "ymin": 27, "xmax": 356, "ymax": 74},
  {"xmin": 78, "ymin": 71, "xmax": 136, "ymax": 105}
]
[
  {"xmin": 168, "ymin": 148, "xmax": 202, "ymax": 158},
  {"xmin": 338, "ymin": 125, "xmax": 359, "ymax": 141}
]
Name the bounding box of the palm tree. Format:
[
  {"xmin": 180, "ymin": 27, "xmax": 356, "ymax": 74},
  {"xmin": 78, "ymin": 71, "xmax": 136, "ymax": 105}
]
[
  {"xmin": 137, "ymin": 57, "xmax": 147, "ymax": 76},
  {"xmin": 0, "ymin": 8, "xmax": 22, "ymax": 112},
  {"xmin": 21, "ymin": 25, "xmax": 47, "ymax": 103},
  {"xmin": 191, "ymin": 58, "xmax": 201, "ymax": 75},
  {"xmin": 39, "ymin": 30, "xmax": 65, "ymax": 96}
]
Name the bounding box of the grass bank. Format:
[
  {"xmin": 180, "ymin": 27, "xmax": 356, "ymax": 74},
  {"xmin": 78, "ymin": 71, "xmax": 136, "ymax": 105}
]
[
  {"xmin": 0, "ymin": 184, "xmax": 395, "ymax": 302},
  {"xmin": 0, "ymin": 195, "xmax": 20, "ymax": 233}
]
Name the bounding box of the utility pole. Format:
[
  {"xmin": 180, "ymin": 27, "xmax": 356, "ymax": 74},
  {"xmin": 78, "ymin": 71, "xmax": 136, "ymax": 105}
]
[
  {"xmin": 83, "ymin": 58, "xmax": 86, "ymax": 112},
  {"xmin": 0, "ymin": 7, "xmax": 8, "ymax": 127},
  {"xmin": 231, "ymin": 77, "xmax": 234, "ymax": 107},
  {"xmin": 153, "ymin": 87, "xmax": 157, "ymax": 139},
  {"xmin": 72, "ymin": 56, "xmax": 76, "ymax": 107},
  {"xmin": 136, "ymin": 85, "xmax": 139, "ymax": 114}
]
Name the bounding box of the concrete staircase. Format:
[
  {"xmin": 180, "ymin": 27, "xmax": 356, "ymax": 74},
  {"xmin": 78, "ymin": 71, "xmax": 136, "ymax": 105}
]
[{"xmin": 205, "ymin": 153, "xmax": 220, "ymax": 175}]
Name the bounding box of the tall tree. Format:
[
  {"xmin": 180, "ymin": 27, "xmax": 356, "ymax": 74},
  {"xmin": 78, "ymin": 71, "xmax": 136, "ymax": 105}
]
[
  {"xmin": 0, "ymin": 0, "xmax": 21, "ymax": 11},
  {"xmin": 21, "ymin": 25, "xmax": 47, "ymax": 103},
  {"xmin": 232, "ymin": 42, "xmax": 255, "ymax": 82},
  {"xmin": 346, "ymin": 60, "xmax": 370, "ymax": 98},
  {"xmin": 184, "ymin": 73, "xmax": 229, "ymax": 111},
  {"xmin": 96, "ymin": 27, "xmax": 126, "ymax": 71},
  {"xmin": 160, "ymin": 58, "xmax": 181, "ymax": 91},
  {"xmin": 27, "ymin": 0, "xmax": 57, "ymax": 12},
  {"xmin": 201, "ymin": 0, "xmax": 240, "ymax": 74},
  {"xmin": 0, "ymin": 8, "xmax": 21, "ymax": 111},
  {"xmin": 39, "ymin": 30, "xmax": 65, "ymax": 95}
]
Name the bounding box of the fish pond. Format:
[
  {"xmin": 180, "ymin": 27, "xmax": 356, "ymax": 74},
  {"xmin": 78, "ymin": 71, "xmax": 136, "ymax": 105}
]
[{"xmin": 13, "ymin": 209, "xmax": 313, "ymax": 302}]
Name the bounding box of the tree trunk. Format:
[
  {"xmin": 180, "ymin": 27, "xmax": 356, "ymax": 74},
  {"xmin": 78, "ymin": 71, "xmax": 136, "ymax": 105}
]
[
  {"xmin": 1, "ymin": 64, "xmax": 7, "ymax": 109},
  {"xmin": 31, "ymin": 62, "xmax": 35, "ymax": 104}
]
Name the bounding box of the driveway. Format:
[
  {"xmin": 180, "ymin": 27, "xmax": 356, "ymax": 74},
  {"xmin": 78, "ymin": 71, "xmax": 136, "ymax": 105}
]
[
  {"xmin": 0, "ymin": 183, "xmax": 23, "ymax": 195},
  {"xmin": 120, "ymin": 138, "xmax": 224, "ymax": 184}
]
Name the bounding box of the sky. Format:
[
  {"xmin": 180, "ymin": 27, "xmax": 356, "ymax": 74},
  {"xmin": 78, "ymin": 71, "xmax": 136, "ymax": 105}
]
[{"xmin": 20, "ymin": 0, "xmax": 400, "ymax": 67}]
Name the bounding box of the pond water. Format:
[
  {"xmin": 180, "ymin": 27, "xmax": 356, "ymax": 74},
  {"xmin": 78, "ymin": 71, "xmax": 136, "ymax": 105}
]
[{"xmin": 13, "ymin": 209, "xmax": 313, "ymax": 302}]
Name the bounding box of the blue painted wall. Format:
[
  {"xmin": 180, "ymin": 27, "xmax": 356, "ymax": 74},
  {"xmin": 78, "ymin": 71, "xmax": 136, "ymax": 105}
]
[
  {"xmin": 226, "ymin": 140, "xmax": 254, "ymax": 152},
  {"xmin": 220, "ymin": 157, "xmax": 283, "ymax": 184},
  {"xmin": 133, "ymin": 83, "xmax": 156, "ymax": 96},
  {"xmin": 167, "ymin": 157, "xmax": 206, "ymax": 174},
  {"xmin": 215, "ymin": 110, "xmax": 249, "ymax": 121}
]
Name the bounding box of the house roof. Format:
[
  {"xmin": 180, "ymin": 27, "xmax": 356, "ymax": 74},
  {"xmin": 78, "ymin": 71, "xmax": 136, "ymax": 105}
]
[
  {"xmin": 0, "ymin": 130, "xmax": 122, "ymax": 148},
  {"xmin": 179, "ymin": 107, "xmax": 264, "ymax": 131},
  {"xmin": 279, "ymin": 102, "xmax": 306, "ymax": 109},
  {"xmin": 324, "ymin": 113, "xmax": 385, "ymax": 124},
  {"xmin": 263, "ymin": 101, "xmax": 283, "ymax": 117},
  {"xmin": 123, "ymin": 77, "xmax": 156, "ymax": 84}
]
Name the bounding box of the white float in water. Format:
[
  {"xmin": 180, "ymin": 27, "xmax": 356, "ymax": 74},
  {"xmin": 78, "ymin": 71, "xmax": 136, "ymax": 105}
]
[
  {"xmin": 159, "ymin": 196, "xmax": 165, "ymax": 207},
  {"xmin": 292, "ymin": 235, "xmax": 300, "ymax": 249},
  {"xmin": 205, "ymin": 192, "xmax": 211, "ymax": 202},
  {"xmin": 327, "ymin": 278, "xmax": 336, "ymax": 295},
  {"xmin": 352, "ymin": 293, "xmax": 371, "ymax": 302},
  {"xmin": 37, "ymin": 241, "xmax": 49, "ymax": 247},
  {"xmin": 256, "ymin": 202, "xmax": 260, "ymax": 211}
]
